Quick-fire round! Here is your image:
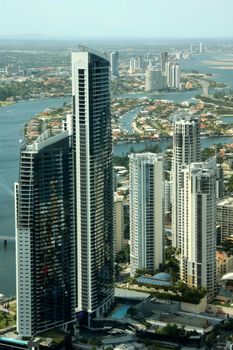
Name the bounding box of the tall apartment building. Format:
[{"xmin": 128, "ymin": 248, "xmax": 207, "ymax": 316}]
[
  {"xmin": 72, "ymin": 48, "xmax": 114, "ymax": 321},
  {"xmin": 129, "ymin": 57, "xmax": 141, "ymax": 74},
  {"xmin": 164, "ymin": 179, "xmax": 172, "ymax": 215},
  {"xmin": 217, "ymin": 198, "xmax": 233, "ymax": 243},
  {"xmin": 114, "ymin": 193, "xmax": 125, "ymax": 254},
  {"xmin": 129, "ymin": 153, "xmax": 164, "ymax": 276},
  {"xmin": 166, "ymin": 62, "xmax": 180, "ymax": 88},
  {"xmin": 110, "ymin": 51, "xmax": 119, "ymax": 77},
  {"xmin": 171, "ymin": 63, "xmax": 180, "ymax": 89},
  {"xmin": 165, "ymin": 62, "xmax": 173, "ymax": 86},
  {"xmin": 145, "ymin": 66, "xmax": 167, "ymax": 92},
  {"xmin": 199, "ymin": 42, "xmax": 204, "ymax": 53},
  {"xmin": 190, "ymin": 44, "xmax": 197, "ymax": 54},
  {"xmin": 15, "ymin": 129, "xmax": 75, "ymax": 337},
  {"xmin": 180, "ymin": 160, "xmax": 217, "ymax": 299},
  {"xmin": 216, "ymin": 164, "xmax": 224, "ymax": 199},
  {"xmin": 161, "ymin": 52, "xmax": 168, "ymax": 73},
  {"xmin": 172, "ymin": 115, "xmax": 201, "ymax": 248}
]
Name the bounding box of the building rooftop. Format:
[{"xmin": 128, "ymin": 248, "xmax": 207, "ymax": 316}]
[
  {"xmin": 221, "ymin": 272, "xmax": 233, "ymax": 281},
  {"xmin": 24, "ymin": 129, "xmax": 68, "ymax": 152},
  {"xmin": 129, "ymin": 152, "xmax": 163, "ymax": 162},
  {"xmin": 217, "ymin": 197, "xmax": 233, "ymax": 208},
  {"xmin": 137, "ymin": 272, "xmax": 173, "ymax": 287}
]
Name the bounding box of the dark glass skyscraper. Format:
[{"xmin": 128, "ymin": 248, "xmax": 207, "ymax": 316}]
[
  {"xmin": 72, "ymin": 48, "xmax": 114, "ymax": 321},
  {"xmin": 15, "ymin": 130, "xmax": 75, "ymax": 337}
]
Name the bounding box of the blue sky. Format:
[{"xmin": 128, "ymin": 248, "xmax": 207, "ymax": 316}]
[{"xmin": 1, "ymin": 0, "xmax": 233, "ymax": 38}]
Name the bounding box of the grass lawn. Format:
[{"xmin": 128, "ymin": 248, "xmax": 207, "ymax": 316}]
[
  {"xmin": 8, "ymin": 301, "xmax": 16, "ymax": 314},
  {"xmin": 0, "ymin": 101, "xmax": 14, "ymax": 107},
  {"xmin": 0, "ymin": 310, "xmax": 16, "ymax": 329},
  {"xmin": 39, "ymin": 328, "xmax": 65, "ymax": 344}
]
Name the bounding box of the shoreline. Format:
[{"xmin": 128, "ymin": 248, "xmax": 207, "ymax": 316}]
[
  {"xmin": 0, "ymin": 94, "xmax": 71, "ymax": 108},
  {"xmin": 0, "ymin": 101, "xmax": 15, "ymax": 108}
]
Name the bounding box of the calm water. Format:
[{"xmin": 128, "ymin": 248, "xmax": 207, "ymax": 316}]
[
  {"xmin": 221, "ymin": 115, "xmax": 233, "ymax": 124},
  {"xmin": 180, "ymin": 52, "xmax": 233, "ymax": 89},
  {"xmin": 119, "ymin": 107, "xmax": 142, "ymax": 133},
  {"xmin": 110, "ymin": 304, "xmax": 131, "ymax": 319},
  {"xmin": 117, "ymin": 88, "xmax": 203, "ymax": 102},
  {"xmin": 114, "ymin": 136, "xmax": 233, "ymax": 157},
  {"xmin": 1, "ymin": 52, "xmax": 233, "ymax": 296}
]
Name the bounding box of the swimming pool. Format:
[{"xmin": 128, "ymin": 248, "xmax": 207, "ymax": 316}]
[{"xmin": 110, "ymin": 304, "xmax": 131, "ymax": 319}]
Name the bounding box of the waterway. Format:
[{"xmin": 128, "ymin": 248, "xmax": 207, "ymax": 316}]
[
  {"xmin": 179, "ymin": 52, "xmax": 233, "ymax": 89},
  {"xmin": 116, "ymin": 88, "xmax": 203, "ymax": 102},
  {"xmin": 221, "ymin": 115, "xmax": 233, "ymax": 124},
  {"xmin": 114, "ymin": 136, "xmax": 233, "ymax": 157},
  {"xmin": 118, "ymin": 106, "xmax": 142, "ymax": 133}
]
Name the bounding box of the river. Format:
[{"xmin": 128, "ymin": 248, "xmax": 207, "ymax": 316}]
[{"xmin": 114, "ymin": 136, "xmax": 233, "ymax": 157}]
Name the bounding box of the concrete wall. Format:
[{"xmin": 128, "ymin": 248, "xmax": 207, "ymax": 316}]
[
  {"xmin": 180, "ymin": 296, "xmax": 207, "ymax": 314},
  {"xmin": 139, "ymin": 300, "xmax": 180, "ymax": 314}
]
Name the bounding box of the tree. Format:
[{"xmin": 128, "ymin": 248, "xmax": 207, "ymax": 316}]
[
  {"xmin": 202, "ymin": 147, "xmax": 215, "ymax": 161},
  {"xmin": 163, "ymin": 323, "xmax": 178, "ymax": 337},
  {"xmin": 113, "ymin": 155, "xmax": 129, "ymax": 168}
]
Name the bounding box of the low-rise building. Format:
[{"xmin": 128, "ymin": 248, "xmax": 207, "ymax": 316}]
[{"xmin": 216, "ymin": 251, "xmax": 233, "ymax": 280}]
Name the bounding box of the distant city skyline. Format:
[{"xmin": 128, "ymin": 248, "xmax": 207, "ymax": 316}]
[{"xmin": 1, "ymin": 0, "xmax": 233, "ymax": 39}]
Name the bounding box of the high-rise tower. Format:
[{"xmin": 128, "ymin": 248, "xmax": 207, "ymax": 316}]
[
  {"xmin": 161, "ymin": 52, "xmax": 168, "ymax": 74},
  {"xmin": 110, "ymin": 51, "xmax": 119, "ymax": 77},
  {"xmin": 129, "ymin": 153, "xmax": 164, "ymax": 277},
  {"xmin": 180, "ymin": 160, "xmax": 217, "ymax": 299},
  {"xmin": 72, "ymin": 48, "xmax": 114, "ymax": 321},
  {"xmin": 171, "ymin": 63, "xmax": 180, "ymax": 89},
  {"xmin": 172, "ymin": 115, "xmax": 201, "ymax": 248},
  {"xmin": 114, "ymin": 193, "xmax": 125, "ymax": 254},
  {"xmin": 15, "ymin": 129, "xmax": 75, "ymax": 337},
  {"xmin": 145, "ymin": 66, "xmax": 166, "ymax": 91}
]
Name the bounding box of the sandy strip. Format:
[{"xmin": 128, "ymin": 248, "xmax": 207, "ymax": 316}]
[{"xmin": 203, "ymin": 60, "xmax": 233, "ymax": 65}]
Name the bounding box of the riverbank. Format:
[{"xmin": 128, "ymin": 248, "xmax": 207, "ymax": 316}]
[
  {"xmin": 114, "ymin": 136, "xmax": 233, "ymax": 156},
  {"xmin": 114, "ymin": 134, "xmax": 233, "ymax": 146},
  {"xmin": 0, "ymin": 94, "xmax": 71, "ymax": 108}
]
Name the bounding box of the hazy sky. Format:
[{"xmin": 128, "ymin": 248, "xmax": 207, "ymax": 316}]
[{"xmin": 1, "ymin": 0, "xmax": 233, "ymax": 38}]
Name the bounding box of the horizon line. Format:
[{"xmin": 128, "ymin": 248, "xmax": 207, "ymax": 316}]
[{"xmin": 0, "ymin": 35, "xmax": 233, "ymax": 41}]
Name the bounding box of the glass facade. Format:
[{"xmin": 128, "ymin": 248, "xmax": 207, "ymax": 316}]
[
  {"xmin": 16, "ymin": 132, "xmax": 75, "ymax": 336},
  {"xmin": 72, "ymin": 51, "xmax": 114, "ymax": 318}
]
